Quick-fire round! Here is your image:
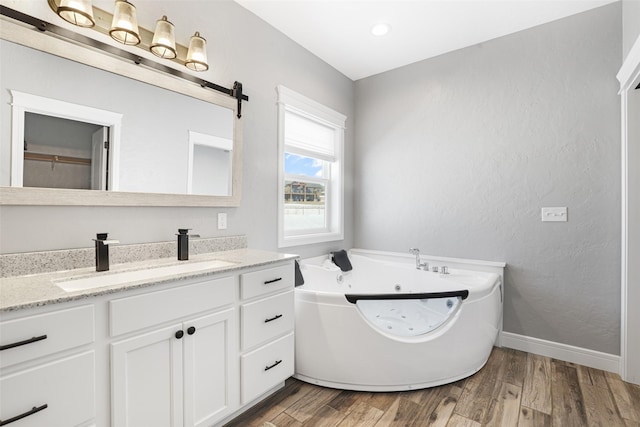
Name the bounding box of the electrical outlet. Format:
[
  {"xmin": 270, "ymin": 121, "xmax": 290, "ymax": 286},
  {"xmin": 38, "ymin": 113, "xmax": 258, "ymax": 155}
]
[
  {"xmin": 541, "ymin": 207, "xmax": 567, "ymax": 222},
  {"xmin": 217, "ymin": 213, "xmax": 227, "ymax": 229}
]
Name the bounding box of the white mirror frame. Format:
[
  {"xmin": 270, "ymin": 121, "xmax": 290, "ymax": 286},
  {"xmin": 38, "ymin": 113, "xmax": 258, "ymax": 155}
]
[{"xmin": 0, "ymin": 18, "xmax": 242, "ymax": 207}]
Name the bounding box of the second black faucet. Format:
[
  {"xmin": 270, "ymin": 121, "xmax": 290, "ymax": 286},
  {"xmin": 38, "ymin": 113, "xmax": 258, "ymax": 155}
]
[{"xmin": 177, "ymin": 229, "xmax": 200, "ymax": 261}]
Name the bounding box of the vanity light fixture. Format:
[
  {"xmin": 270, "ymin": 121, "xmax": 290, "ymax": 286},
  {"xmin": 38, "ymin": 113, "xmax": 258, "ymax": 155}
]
[
  {"xmin": 185, "ymin": 32, "xmax": 209, "ymax": 71},
  {"xmin": 1, "ymin": 4, "xmax": 248, "ymax": 117},
  {"xmin": 150, "ymin": 15, "xmax": 177, "ymax": 59},
  {"xmin": 56, "ymin": 0, "xmax": 95, "ymax": 27},
  {"xmin": 109, "ymin": 0, "xmax": 140, "ymax": 45}
]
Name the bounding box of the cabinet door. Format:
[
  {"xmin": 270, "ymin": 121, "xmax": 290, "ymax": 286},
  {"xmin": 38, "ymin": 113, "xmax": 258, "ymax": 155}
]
[
  {"xmin": 183, "ymin": 308, "xmax": 238, "ymax": 427},
  {"xmin": 111, "ymin": 324, "xmax": 184, "ymax": 427}
]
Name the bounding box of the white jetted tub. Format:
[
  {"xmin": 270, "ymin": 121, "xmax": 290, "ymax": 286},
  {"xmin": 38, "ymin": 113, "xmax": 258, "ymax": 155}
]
[{"xmin": 294, "ymin": 249, "xmax": 505, "ymax": 391}]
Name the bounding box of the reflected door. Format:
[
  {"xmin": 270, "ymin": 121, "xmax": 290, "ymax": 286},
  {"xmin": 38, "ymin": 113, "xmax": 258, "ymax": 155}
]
[{"xmin": 91, "ymin": 127, "xmax": 109, "ymax": 190}]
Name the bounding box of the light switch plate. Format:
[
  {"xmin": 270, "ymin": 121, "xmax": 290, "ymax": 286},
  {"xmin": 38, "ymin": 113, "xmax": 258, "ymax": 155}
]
[
  {"xmin": 541, "ymin": 207, "xmax": 567, "ymax": 222},
  {"xmin": 217, "ymin": 213, "xmax": 227, "ymax": 229}
]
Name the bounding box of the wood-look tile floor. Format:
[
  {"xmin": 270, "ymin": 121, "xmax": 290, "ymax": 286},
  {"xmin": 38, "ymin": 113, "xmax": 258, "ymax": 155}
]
[{"xmin": 224, "ymin": 347, "xmax": 640, "ymax": 427}]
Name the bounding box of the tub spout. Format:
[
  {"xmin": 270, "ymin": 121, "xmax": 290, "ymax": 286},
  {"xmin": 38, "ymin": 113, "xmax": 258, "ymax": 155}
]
[{"xmin": 409, "ymin": 248, "xmax": 429, "ymax": 270}]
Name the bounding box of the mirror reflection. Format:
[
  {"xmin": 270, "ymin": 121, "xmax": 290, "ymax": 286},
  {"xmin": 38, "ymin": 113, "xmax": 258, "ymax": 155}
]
[
  {"xmin": 1, "ymin": 38, "xmax": 235, "ymax": 197},
  {"xmin": 23, "ymin": 112, "xmax": 106, "ymax": 190}
]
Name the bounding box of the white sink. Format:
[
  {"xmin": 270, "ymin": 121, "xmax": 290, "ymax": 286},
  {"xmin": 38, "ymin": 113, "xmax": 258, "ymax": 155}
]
[{"xmin": 55, "ymin": 260, "xmax": 237, "ymax": 292}]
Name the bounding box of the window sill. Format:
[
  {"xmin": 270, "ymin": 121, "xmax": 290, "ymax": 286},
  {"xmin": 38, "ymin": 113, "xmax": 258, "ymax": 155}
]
[{"xmin": 278, "ymin": 231, "xmax": 344, "ymax": 248}]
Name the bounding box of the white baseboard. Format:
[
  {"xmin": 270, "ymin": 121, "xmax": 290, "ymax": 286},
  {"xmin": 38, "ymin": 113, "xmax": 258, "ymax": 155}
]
[{"xmin": 500, "ymin": 331, "xmax": 620, "ymax": 374}]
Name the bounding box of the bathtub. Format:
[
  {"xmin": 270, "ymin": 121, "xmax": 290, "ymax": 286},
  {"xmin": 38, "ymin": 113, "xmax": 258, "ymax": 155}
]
[{"xmin": 294, "ymin": 249, "xmax": 505, "ymax": 391}]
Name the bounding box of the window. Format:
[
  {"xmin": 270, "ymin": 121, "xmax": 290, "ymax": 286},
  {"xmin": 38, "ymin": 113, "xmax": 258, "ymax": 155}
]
[{"xmin": 277, "ymin": 86, "xmax": 346, "ymax": 247}]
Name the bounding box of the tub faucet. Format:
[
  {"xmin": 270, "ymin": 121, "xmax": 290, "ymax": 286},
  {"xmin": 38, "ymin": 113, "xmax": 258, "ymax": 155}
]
[
  {"xmin": 94, "ymin": 233, "xmax": 119, "ymax": 272},
  {"xmin": 409, "ymin": 248, "xmax": 429, "ymax": 270}
]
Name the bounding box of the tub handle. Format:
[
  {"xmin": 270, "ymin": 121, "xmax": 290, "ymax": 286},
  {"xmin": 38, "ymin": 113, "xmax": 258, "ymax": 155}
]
[
  {"xmin": 264, "ymin": 277, "xmax": 282, "ymax": 285},
  {"xmin": 345, "ymin": 290, "xmax": 469, "ymax": 304},
  {"xmin": 265, "ymin": 359, "xmax": 282, "ymax": 371},
  {"xmin": 264, "ymin": 314, "xmax": 283, "ymax": 323}
]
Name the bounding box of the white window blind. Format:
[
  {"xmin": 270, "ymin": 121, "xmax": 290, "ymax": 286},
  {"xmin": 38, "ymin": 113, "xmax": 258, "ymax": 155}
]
[{"xmin": 284, "ymin": 109, "xmax": 336, "ymax": 162}]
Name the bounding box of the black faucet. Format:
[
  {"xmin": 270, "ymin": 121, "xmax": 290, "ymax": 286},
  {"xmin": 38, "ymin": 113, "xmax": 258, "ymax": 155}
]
[
  {"xmin": 94, "ymin": 233, "xmax": 119, "ymax": 272},
  {"xmin": 177, "ymin": 229, "xmax": 200, "ymax": 261}
]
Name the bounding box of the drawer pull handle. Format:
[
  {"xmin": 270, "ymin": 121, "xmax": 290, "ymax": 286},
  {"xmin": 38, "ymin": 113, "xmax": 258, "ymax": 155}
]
[
  {"xmin": 265, "ymin": 359, "xmax": 282, "ymax": 371},
  {"xmin": 0, "ymin": 334, "xmax": 47, "ymax": 351},
  {"xmin": 0, "ymin": 403, "xmax": 48, "ymax": 426},
  {"xmin": 187, "ymin": 326, "xmax": 196, "ymax": 335},
  {"xmin": 175, "ymin": 330, "xmax": 184, "ymax": 339},
  {"xmin": 264, "ymin": 314, "xmax": 283, "ymax": 323},
  {"xmin": 264, "ymin": 277, "xmax": 282, "ymax": 285}
]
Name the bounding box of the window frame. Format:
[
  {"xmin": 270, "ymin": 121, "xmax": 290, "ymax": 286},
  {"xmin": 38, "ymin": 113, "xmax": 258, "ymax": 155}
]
[{"xmin": 277, "ymin": 85, "xmax": 346, "ymax": 248}]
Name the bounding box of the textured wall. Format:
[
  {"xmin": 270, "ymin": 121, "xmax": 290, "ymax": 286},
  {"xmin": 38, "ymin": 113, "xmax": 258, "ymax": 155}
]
[
  {"xmin": 0, "ymin": 0, "xmax": 354, "ymax": 259},
  {"xmin": 623, "ymin": 0, "xmax": 640, "ymax": 61},
  {"xmin": 354, "ymin": 4, "xmax": 621, "ymax": 354}
]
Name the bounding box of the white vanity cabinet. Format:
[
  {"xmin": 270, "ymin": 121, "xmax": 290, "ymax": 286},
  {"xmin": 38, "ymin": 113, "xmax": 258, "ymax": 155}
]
[
  {"xmin": 110, "ymin": 276, "xmax": 238, "ymax": 427},
  {"xmin": 0, "ymin": 255, "xmax": 296, "ymax": 427},
  {"xmin": 239, "ymin": 264, "xmax": 295, "ymax": 404},
  {"xmin": 0, "ymin": 305, "xmax": 96, "ymax": 427}
]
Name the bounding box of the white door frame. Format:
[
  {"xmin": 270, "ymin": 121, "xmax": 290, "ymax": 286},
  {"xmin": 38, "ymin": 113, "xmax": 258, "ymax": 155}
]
[
  {"xmin": 10, "ymin": 90, "xmax": 122, "ymax": 190},
  {"xmin": 618, "ymin": 35, "xmax": 640, "ymax": 385}
]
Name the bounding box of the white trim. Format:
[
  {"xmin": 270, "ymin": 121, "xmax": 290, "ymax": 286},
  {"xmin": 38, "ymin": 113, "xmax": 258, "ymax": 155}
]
[
  {"xmin": 617, "ymin": 35, "xmax": 640, "ymax": 93},
  {"xmin": 501, "ymin": 332, "xmax": 620, "ymax": 373},
  {"xmin": 10, "ymin": 90, "xmax": 123, "ymax": 190},
  {"xmin": 276, "ymin": 86, "xmax": 347, "ymax": 128},
  {"xmin": 617, "ymin": 33, "xmax": 640, "ymax": 385}
]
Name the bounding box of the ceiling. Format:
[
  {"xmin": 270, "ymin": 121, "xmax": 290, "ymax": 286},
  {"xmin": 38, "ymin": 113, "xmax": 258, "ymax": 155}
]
[{"xmin": 233, "ymin": 0, "xmax": 618, "ymax": 81}]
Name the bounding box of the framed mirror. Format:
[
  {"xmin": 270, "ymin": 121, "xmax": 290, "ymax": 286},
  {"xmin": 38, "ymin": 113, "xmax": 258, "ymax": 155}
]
[{"xmin": 0, "ymin": 18, "xmax": 242, "ymax": 207}]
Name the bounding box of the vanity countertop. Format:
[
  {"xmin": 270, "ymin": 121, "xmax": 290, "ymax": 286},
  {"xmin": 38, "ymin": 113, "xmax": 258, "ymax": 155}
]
[{"xmin": 0, "ymin": 248, "xmax": 298, "ymax": 312}]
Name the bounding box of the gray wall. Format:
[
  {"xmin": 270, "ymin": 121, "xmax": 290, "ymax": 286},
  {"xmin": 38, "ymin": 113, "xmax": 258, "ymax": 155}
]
[
  {"xmin": 353, "ymin": 3, "xmax": 621, "ymax": 354},
  {"xmin": 623, "ymin": 0, "xmax": 640, "ymax": 61},
  {"xmin": 0, "ymin": 0, "xmax": 355, "ymax": 259}
]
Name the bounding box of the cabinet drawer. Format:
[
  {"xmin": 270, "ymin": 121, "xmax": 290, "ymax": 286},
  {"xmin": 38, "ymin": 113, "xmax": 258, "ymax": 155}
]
[
  {"xmin": 240, "ymin": 263, "xmax": 293, "ymax": 300},
  {"xmin": 0, "ymin": 305, "xmax": 94, "ymax": 369},
  {"xmin": 241, "ymin": 291, "xmax": 294, "ymax": 350},
  {"xmin": 241, "ymin": 332, "xmax": 294, "ymax": 404},
  {"xmin": 110, "ymin": 276, "xmax": 234, "ymax": 336},
  {"xmin": 0, "ymin": 351, "xmax": 95, "ymax": 427}
]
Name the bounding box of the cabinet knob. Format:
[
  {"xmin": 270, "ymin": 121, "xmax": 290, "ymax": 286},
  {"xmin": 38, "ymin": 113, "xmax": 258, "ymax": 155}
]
[
  {"xmin": 175, "ymin": 330, "xmax": 184, "ymax": 339},
  {"xmin": 187, "ymin": 326, "xmax": 196, "ymax": 335}
]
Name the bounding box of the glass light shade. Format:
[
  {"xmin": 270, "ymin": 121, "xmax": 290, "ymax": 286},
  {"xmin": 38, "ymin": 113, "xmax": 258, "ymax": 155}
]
[
  {"xmin": 57, "ymin": 0, "xmax": 95, "ymax": 27},
  {"xmin": 109, "ymin": 0, "xmax": 141, "ymax": 45},
  {"xmin": 185, "ymin": 32, "xmax": 209, "ymax": 72},
  {"xmin": 150, "ymin": 16, "xmax": 177, "ymax": 59}
]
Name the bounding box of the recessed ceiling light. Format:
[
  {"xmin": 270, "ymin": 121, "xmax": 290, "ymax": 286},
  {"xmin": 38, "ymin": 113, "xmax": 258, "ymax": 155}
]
[{"xmin": 370, "ymin": 23, "xmax": 391, "ymax": 37}]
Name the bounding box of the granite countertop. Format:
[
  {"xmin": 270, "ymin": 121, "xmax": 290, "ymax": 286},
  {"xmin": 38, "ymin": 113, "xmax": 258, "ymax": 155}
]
[{"xmin": 0, "ymin": 248, "xmax": 298, "ymax": 312}]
